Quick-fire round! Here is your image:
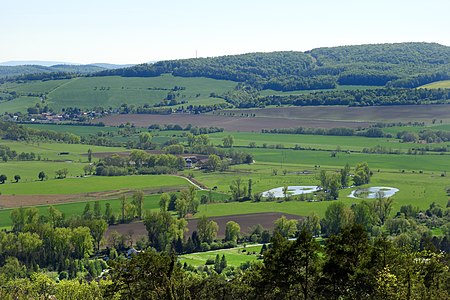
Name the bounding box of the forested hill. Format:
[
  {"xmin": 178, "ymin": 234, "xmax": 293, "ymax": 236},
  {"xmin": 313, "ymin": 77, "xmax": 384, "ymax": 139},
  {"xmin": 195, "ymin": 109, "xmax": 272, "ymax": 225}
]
[
  {"xmin": 95, "ymin": 42, "xmax": 450, "ymax": 91},
  {"xmin": 0, "ymin": 64, "xmax": 120, "ymax": 79}
]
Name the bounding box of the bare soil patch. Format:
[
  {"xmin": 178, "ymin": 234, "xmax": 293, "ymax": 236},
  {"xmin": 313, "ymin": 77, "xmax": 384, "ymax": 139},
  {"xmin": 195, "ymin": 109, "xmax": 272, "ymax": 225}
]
[
  {"xmin": 95, "ymin": 105, "xmax": 450, "ymax": 131},
  {"xmin": 226, "ymin": 105, "xmax": 450, "ymax": 123},
  {"xmin": 95, "ymin": 113, "xmax": 373, "ymax": 132},
  {"xmin": 186, "ymin": 212, "xmax": 302, "ymax": 237},
  {"xmin": 0, "ymin": 186, "xmax": 185, "ymax": 209},
  {"xmin": 104, "ymin": 212, "xmax": 302, "ymax": 246}
]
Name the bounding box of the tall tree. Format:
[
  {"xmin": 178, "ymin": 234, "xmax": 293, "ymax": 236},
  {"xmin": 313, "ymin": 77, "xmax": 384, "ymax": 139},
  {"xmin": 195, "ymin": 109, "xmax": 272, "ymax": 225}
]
[
  {"xmin": 222, "ymin": 135, "xmax": 234, "ymax": 148},
  {"xmin": 159, "ymin": 193, "xmax": 170, "ymax": 212},
  {"xmin": 87, "ymin": 148, "xmax": 92, "ymax": 163},
  {"xmin": 353, "ymin": 162, "xmax": 371, "ymax": 186},
  {"xmin": 260, "ymin": 228, "xmax": 321, "ymax": 299},
  {"xmin": 132, "ymin": 190, "xmax": 144, "ymax": 219},
  {"xmin": 89, "ymin": 219, "xmax": 107, "ymax": 252},
  {"xmin": 224, "ymin": 221, "xmax": 240, "ymax": 242},
  {"xmin": 197, "ymin": 215, "xmax": 219, "ymax": 244},
  {"xmin": 274, "ymin": 216, "xmax": 298, "ymax": 238},
  {"xmin": 322, "ymin": 201, "xmax": 354, "ymax": 236},
  {"xmin": 120, "ymin": 195, "xmax": 126, "ymax": 223}
]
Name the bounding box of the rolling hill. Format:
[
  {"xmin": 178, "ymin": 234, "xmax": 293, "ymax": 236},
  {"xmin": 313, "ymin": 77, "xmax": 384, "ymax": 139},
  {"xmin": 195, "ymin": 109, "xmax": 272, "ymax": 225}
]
[
  {"xmin": 95, "ymin": 42, "xmax": 450, "ymax": 91},
  {"xmin": 1, "ymin": 42, "xmax": 450, "ymax": 114},
  {"xmin": 0, "ymin": 63, "xmax": 134, "ymax": 79}
]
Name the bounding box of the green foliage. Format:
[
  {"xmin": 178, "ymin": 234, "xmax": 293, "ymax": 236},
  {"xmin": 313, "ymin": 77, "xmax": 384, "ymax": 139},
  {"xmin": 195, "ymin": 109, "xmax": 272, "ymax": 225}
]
[
  {"xmin": 197, "ymin": 215, "xmax": 219, "ymax": 244},
  {"xmin": 322, "ymin": 202, "xmax": 354, "ymax": 236},
  {"xmin": 259, "ymin": 229, "xmax": 321, "ymax": 299},
  {"xmin": 144, "ymin": 211, "xmax": 186, "ymax": 251},
  {"xmin": 353, "ymin": 162, "xmax": 371, "ymax": 186},
  {"xmin": 97, "ymin": 43, "xmax": 450, "ymax": 92},
  {"xmin": 224, "ymin": 221, "xmax": 240, "ymax": 242},
  {"xmin": 274, "ymin": 216, "xmax": 298, "ymax": 238}
]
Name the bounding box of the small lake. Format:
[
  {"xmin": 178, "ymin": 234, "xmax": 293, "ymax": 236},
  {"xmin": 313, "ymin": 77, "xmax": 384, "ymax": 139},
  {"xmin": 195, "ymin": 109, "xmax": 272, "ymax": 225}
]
[
  {"xmin": 348, "ymin": 186, "xmax": 399, "ymax": 199},
  {"xmin": 262, "ymin": 186, "xmax": 320, "ymax": 198}
]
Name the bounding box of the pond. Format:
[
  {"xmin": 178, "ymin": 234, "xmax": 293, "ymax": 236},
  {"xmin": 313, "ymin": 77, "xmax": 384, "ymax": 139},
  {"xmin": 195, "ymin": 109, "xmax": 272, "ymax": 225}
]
[
  {"xmin": 262, "ymin": 186, "xmax": 320, "ymax": 198},
  {"xmin": 348, "ymin": 186, "xmax": 399, "ymax": 199}
]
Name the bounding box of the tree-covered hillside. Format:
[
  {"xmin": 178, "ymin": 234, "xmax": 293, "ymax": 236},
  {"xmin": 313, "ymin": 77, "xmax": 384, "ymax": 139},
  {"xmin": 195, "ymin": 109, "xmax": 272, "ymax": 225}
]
[
  {"xmin": 0, "ymin": 64, "xmax": 108, "ymax": 79},
  {"xmin": 96, "ymin": 42, "xmax": 450, "ymax": 91}
]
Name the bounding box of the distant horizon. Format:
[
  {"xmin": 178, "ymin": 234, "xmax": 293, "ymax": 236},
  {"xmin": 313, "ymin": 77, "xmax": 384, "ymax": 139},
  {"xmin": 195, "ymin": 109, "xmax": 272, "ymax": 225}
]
[
  {"xmin": 2, "ymin": 0, "xmax": 449, "ymax": 65},
  {"xmin": 1, "ymin": 41, "xmax": 449, "ymax": 66}
]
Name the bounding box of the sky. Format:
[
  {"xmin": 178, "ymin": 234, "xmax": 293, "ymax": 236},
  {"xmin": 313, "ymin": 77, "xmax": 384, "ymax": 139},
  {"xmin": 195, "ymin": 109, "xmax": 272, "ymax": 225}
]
[{"xmin": 1, "ymin": 0, "xmax": 450, "ymax": 64}]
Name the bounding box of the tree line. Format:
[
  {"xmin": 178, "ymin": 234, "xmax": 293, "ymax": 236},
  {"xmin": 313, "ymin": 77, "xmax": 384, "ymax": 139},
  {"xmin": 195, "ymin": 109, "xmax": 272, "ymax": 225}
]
[{"xmin": 226, "ymin": 87, "xmax": 450, "ymax": 108}]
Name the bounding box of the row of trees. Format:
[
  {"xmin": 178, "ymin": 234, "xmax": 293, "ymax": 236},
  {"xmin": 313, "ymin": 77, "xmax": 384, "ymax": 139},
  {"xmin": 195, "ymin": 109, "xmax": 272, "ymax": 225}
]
[
  {"xmin": 227, "ymin": 87, "xmax": 450, "ymax": 108},
  {"xmin": 0, "ymin": 120, "xmax": 80, "ymax": 143}
]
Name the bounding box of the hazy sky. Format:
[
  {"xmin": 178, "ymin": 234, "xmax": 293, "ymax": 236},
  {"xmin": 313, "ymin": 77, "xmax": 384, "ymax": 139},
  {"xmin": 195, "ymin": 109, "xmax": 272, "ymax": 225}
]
[{"xmin": 1, "ymin": 0, "xmax": 449, "ymax": 64}]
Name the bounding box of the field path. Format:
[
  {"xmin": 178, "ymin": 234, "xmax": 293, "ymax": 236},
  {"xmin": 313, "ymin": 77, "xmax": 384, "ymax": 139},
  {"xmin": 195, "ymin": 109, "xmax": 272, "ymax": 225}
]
[
  {"xmin": 46, "ymin": 77, "xmax": 80, "ymax": 104},
  {"xmin": 179, "ymin": 176, "xmax": 206, "ymax": 190}
]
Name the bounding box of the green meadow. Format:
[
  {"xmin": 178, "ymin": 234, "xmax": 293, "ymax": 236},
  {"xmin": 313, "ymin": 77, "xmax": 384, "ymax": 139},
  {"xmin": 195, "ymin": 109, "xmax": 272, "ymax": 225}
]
[
  {"xmin": 0, "ymin": 122, "xmax": 448, "ymax": 233},
  {"xmin": 249, "ymin": 148, "xmax": 450, "ymax": 172},
  {"xmin": 0, "ymin": 175, "xmax": 188, "ymax": 195},
  {"xmin": 0, "ymin": 74, "xmax": 236, "ymax": 113},
  {"xmin": 0, "ymin": 140, "xmax": 125, "ymax": 161},
  {"xmin": 24, "ymin": 123, "xmax": 122, "ymax": 136},
  {"xmin": 0, "ymin": 190, "xmax": 225, "ymax": 229},
  {"xmin": 207, "ymin": 131, "xmax": 444, "ymax": 152},
  {"xmin": 0, "ymin": 161, "xmax": 85, "ymax": 182},
  {"xmin": 0, "ymin": 96, "xmax": 42, "ymax": 113},
  {"xmin": 419, "ymin": 80, "xmax": 450, "ymax": 89},
  {"xmin": 195, "ymin": 170, "xmax": 449, "ymax": 219},
  {"xmin": 179, "ymin": 245, "xmax": 263, "ymax": 268}
]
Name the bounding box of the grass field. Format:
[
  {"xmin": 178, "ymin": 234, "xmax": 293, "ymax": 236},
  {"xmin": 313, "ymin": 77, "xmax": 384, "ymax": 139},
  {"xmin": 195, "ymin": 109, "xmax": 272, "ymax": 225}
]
[
  {"xmin": 0, "ymin": 161, "xmax": 86, "ymax": 183},
  {"xmin": 419, "ymin": 80, "xmax": 450, "ymax": 89},
  {"xmin": 0, "ymin": 140, "xmax": 125, "ymax": 161},
  {"xmin": 179, "ymin": 245, "xmax": 263, "ymax": 268},
  {"xmin": 0, "ymin": 174, "xmax": 188, "ymax": 195},
  {"xmin": 207, "ymin": 132, "xmax": 446, "ymax": 152},
  {"xmin": 195, "ymin": 170, "xmax": 449, "ymax": 219},
  {"xmin": 0, "ymin": 75, "xmax": 236, "ymax": 113},
  {"xmin": 0, "ymin": 79, "xmax": 71, "ymax": 94},
  {"xmin": 23, "ymin": 123, "xmax": 123, "ymax": 136},
  {"xmin": 0, "ymin": 96, "xmax": 42, "ymax": 113},
  {"xmin": 249, "ymin": 148, "xmax": 450, "ymax": 172},
  {"xmin": 0, "ymin": 190, "xmax": 225, "ymax": 229},
  {"xmin": 0, "ymin": 194, "xmax": 162, "ymax": 229}
]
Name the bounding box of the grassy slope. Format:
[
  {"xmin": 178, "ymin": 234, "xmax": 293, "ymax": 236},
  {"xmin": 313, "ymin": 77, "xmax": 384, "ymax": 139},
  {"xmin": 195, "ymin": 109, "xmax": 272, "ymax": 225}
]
[
  {"xmin": 0, "ymin": 75, "xmax": 235, "ymax": 113},
  {"xmin": 0, "ymin": 96, "xmax": 41, "ymax": 113},
  {"xmin": 46, "ymin": 75, "xmax": 235, "ymax": 111},
  {"xmin": 1, "ymin": 79, "xmax": 71, "ymax": 94},
  {"xmin": 419, "ymin": 80, "xmax": 450, "ymax": 89}
]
